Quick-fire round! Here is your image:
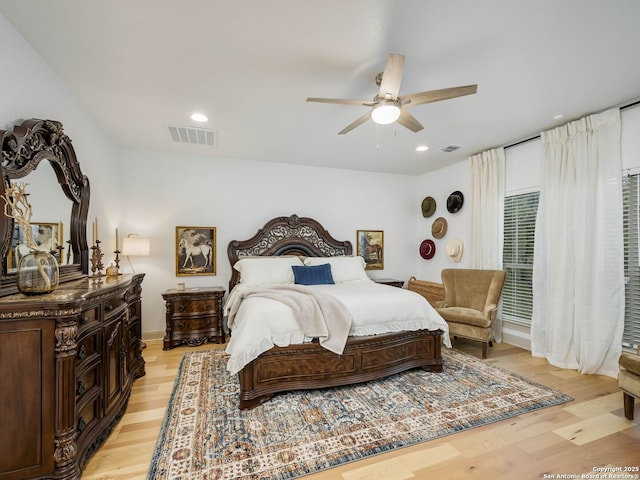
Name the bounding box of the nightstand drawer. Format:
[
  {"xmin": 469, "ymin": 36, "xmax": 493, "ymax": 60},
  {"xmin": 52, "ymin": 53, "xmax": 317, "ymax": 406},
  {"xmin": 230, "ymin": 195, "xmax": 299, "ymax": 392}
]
[
  {"xmin": 171, "ymin": 315, "xmax": 215, "ymax": 331},
  {"xmin": 171, "ymin": 299, "xmax": 217, "ymax": 316}
]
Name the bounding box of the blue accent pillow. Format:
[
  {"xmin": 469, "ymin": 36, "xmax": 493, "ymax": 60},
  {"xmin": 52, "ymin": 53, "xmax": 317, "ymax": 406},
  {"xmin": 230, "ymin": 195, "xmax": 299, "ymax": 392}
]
[{"xmin": 292, "ymin": 264, "xmax": 335, "ymax": 285}]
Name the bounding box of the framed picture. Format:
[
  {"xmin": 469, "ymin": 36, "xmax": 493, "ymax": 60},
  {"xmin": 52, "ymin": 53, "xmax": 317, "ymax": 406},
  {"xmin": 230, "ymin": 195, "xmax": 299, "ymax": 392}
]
[
  {"xmin": 8, "ymin": 222, "xmax": 64, "ymax": 270},
  {"xmin": 176, "ymin": 226, "xmax": 216, "ymax": 276},
  {"xmin": 356, "ymin": 230, "xmax": 384, "ymax": 270}
]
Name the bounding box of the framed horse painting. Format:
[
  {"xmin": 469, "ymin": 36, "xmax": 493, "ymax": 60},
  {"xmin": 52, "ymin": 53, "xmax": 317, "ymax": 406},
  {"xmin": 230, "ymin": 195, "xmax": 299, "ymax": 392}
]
[
  {"xmin": 356, "ymin": 229, "xmax": 384, "ymax": 270},
  {"xmin": 175, "ymin": 226, "xmax": 216, "ymax": 276}
]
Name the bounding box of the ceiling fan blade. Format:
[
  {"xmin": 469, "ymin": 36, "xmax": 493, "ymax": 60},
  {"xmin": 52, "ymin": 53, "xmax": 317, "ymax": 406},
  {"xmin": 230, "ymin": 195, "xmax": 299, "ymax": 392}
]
[
  {"xmin": 338, "ymin": 111, "xmax": 371, "ymax": 135},
  {"xmin": 306, "ymin": 97, "xmax": 374, "ymax": 106},
  {"xmin": 400, "ymin": 84, "xmax": 477, "ymax": 106},
  {"xmin": 378, "ymin": 53, "xmax": 405, "ymax": 100},
  {"xmin": 396, "ymin": 110, "xmax": 424, "ymax": 132}
]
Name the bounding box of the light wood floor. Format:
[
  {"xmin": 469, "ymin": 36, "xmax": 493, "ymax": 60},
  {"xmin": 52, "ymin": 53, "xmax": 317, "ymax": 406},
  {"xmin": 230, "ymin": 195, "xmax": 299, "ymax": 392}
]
[{"xmin": 83, "ymin": 339, "xmax": 639, "ymax": 480}]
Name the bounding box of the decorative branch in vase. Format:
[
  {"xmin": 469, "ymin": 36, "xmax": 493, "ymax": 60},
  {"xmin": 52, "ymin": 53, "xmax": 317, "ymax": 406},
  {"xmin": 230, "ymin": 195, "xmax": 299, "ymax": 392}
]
[{"xmin": 1, "ymin": 182, "xmax": 59, "ymax": 294}]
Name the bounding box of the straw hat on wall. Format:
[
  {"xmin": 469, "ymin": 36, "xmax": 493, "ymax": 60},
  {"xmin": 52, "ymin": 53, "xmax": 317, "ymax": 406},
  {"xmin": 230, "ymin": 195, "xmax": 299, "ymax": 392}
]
[
  {"xmin": 431, "ymin": 217, "xmax": 448, "ymax": 239},
  {"xmin": 446, "ymin": 238, "xmax": 464, "ymax": 263}
]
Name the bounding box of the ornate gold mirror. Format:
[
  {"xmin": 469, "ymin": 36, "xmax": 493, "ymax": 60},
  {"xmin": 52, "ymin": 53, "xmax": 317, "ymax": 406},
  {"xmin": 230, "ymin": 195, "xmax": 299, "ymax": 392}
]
[{"xmin": 0, "ymin": 119, "xmax": 90, "ymax": 296}]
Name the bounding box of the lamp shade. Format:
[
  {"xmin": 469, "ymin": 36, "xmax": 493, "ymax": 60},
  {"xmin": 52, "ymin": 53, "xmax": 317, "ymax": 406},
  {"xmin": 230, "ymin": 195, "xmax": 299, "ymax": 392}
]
[
  {"xmin": 121, "ymin": 236, "xmax": 150, "ymax": 256},
  {"xmin": 371, "ymin": 101, "xmax": 401, "ymax": 125}
]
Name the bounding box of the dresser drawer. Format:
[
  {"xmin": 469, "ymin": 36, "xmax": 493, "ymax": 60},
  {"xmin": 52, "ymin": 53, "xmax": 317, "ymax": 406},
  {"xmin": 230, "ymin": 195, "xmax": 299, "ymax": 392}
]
[
  {"xmin": 76, "ymin": 389, "xmax": 101, "ymax": 440},
  {"xmin": 128, "ymin": 302, "xmax": 139, "ymax": 321},
  {"xmin": 103, "ymin": 294, "xmax": 126, "ymax": 317},
  {"xmin": 76, "ymin": 329, "xmax": 100, "ymax": 370},
  {"xmin": 76, "ymin": 360, "xmax": 101, "ymax": 401},
  {"xmin": 78, "ymin": 306, "xmax": 99, "ymax": 334}
]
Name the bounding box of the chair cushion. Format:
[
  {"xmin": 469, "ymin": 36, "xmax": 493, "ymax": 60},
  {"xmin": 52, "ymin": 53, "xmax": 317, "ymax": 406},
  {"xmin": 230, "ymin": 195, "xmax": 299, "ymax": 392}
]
[
  {"xmin": 435, "ymin": 306, "xmax": 492, "ymax": 328},
  {"xmin": 448, "ymin": 322, "xmax": 493, "ymax": 342},
  {"xmin": 619, "ymin": 352, "xmax": 640, "ymax": 375},
  {"xmin": 619, "ymin": 370, "xmax": 640, "ymax": 397}
]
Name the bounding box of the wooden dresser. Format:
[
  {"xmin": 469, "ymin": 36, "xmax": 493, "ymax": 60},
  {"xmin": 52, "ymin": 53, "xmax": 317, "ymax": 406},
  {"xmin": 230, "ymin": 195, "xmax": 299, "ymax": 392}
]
[
  {"xmin": 162, "ymin": 286, "xmax": 225, "ymax": 349},
  {"xmin": 0, "ymin": 274, "xmax": 145, "ymax": 480}
]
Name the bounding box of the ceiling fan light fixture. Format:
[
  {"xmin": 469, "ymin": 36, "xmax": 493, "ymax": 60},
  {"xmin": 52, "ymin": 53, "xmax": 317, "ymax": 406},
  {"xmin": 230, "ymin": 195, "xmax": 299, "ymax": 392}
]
[{"xmin": 371, "ymin": 101, "xmax": 400, "ymax": 125}]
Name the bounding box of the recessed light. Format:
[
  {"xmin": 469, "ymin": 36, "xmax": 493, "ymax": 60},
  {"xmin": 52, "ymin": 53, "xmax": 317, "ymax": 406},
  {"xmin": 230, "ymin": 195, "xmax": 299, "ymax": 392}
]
[
  {"xmin": 553, "ymin": 114, "xmax": 564, "ymax": 121},
  {"xmin": 416, "ymin": 145, "xmax": 429, "ymax": 152},
  {"xmin": 190, "ymin": 113, "xmax": 208, "ymax": 122}
]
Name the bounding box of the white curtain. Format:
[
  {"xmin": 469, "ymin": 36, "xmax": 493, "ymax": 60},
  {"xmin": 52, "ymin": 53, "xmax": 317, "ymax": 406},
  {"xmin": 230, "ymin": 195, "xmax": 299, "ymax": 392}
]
[
  {"xmin": 470, "ymin": 147, "xmax": 505, "ymax": 341},
  {"xmin": 531, "ymin": 108, "xmax": 624, "ymax": 378}
]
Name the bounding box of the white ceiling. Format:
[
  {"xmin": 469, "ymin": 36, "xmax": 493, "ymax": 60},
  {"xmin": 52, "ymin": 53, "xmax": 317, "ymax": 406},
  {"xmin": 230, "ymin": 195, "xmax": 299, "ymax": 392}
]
[{"xmin": 1, "ymin": 0, "xmax": 640, "ymax": 176}]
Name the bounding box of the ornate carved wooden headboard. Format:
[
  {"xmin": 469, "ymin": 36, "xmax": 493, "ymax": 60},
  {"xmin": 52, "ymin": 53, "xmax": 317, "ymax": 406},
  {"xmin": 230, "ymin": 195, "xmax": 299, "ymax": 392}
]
[{"xmin": 227, "ymin": 214, "xmax": 352, "ymax": 291}]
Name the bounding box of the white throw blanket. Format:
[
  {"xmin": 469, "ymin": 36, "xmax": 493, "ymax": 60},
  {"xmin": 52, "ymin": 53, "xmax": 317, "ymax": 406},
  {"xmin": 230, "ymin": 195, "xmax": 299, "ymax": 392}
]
[{"xmin": 225, "ymin": 285, "xmax": 352, "ymax": 355}]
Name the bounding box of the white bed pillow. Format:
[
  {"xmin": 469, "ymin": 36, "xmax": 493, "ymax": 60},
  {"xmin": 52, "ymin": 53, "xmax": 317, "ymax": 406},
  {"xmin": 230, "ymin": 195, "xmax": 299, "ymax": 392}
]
[
  {"xmin": 303, "ymin": 256, "xmax": 370, "ymax": 283},
  {"xmin": 234, "ymin": 256, "xmax": 303, "ymax": 285}
]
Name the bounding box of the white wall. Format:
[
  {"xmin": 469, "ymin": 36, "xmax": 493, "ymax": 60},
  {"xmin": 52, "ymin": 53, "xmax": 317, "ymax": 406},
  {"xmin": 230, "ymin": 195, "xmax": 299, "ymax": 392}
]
[
  {"xmin": 118, "ymin": 148, "xmax": 420, "ymax": 336},
  {"xmin": 414, "ymin": 160, "xmax": 471, "ymax": 281},
  {"xmin": 622, "ymin": 103, "xmax": 640, "ymax": 171},
  {"xmin": 0, "ymin": 14, "xmax": 121, "ymax": 250}
]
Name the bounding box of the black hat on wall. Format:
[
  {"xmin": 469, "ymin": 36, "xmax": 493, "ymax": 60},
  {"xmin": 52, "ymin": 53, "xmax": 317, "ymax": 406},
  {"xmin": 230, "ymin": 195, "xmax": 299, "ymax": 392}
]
[{"xmin": 447, "ymin": 191, "xmax": 464, "ymax": 213}]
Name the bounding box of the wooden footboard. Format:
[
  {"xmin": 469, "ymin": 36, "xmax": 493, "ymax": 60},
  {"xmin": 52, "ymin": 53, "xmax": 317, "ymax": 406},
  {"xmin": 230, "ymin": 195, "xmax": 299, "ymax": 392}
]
[{"xmin": 238, "ymin": 329, "xmax": 443, "ymax": 409}]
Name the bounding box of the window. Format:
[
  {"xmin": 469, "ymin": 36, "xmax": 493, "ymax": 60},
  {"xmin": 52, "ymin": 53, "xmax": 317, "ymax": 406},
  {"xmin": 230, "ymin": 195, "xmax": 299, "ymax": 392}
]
[
  {"xmin": 502, "ymin": 191, "xmax": 539, "ymax": 324},
  {"xmin": 622, "ymin": 174, "xmax": 640, "ymax": 349}
]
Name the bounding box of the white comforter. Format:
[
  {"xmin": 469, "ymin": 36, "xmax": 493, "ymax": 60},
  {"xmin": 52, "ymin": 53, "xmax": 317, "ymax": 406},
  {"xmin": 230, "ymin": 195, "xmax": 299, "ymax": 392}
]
[{"xmin": 223, "ymin": 280, "xmax": 451, "ymax": 375}]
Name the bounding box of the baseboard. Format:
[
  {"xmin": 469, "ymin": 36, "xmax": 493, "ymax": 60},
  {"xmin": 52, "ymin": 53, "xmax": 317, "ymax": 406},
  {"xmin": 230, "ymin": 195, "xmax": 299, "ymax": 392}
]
[
  {"xmin": 502, "ymin": 323, "xmax": 531, "ymax": 351},
  {"xmin": 143, "ymin": 331, "xmax": 165, "ymax": 341}
]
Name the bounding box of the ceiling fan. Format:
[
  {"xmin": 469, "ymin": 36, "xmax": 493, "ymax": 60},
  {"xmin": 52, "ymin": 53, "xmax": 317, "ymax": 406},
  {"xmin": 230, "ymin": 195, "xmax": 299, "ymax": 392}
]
[{"xmin": 306, "ymin": 53, "xmax": 477, "ymax": 135}]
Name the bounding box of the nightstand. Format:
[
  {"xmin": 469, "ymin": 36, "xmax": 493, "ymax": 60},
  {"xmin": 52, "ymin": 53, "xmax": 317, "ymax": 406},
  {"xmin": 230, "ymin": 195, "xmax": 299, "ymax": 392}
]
[
  {"xmin": 162, "ymin": 286, "xmax": 225, "ymax": 350},
  {"xmin": 374, "ymin": 278, "xmax": 405, "ymax": 288}
]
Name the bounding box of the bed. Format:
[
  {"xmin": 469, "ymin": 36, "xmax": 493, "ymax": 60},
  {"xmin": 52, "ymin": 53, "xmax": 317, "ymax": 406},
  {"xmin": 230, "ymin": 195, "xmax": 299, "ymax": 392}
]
[{"xmin": 225, "ymin": 214, "xmax": 449, "ymax": 409}]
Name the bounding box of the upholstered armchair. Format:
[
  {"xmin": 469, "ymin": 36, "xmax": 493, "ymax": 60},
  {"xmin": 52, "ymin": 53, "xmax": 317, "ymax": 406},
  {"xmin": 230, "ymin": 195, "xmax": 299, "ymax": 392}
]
[
  {"xmin": 434, "ymin": 269, "xmax": 507, "ymax": 358},
  {"xmin": 619, "ymin": 347, "xmax": 640, "ymax": 420}
]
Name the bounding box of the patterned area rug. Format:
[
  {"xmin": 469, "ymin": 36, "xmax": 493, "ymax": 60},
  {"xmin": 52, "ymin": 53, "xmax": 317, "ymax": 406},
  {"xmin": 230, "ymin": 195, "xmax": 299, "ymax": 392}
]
[{"xmin": 148, "ymin": 349, "xmax": 572, "ymax": 479}]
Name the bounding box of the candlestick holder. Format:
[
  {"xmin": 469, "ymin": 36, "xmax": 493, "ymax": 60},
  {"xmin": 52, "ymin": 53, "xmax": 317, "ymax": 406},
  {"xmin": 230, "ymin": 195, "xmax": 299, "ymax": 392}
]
[
  {"xmin": 65, "ymin": 240, "xmax": 72, "ymax": 265},
  {"xmin": 89, "ymin": 240, "xmax": 106, "ymax": 278},
  {"xmin": 113, "ymin": 249, "xmax": 122, "ymax": 274}
]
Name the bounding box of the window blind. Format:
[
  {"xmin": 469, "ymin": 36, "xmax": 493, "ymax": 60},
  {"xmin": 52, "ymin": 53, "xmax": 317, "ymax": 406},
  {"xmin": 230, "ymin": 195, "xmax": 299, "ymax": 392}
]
[
  {"xmin": 623, "ymin": 174, "xmax": 640, "ymax": 349},
  {"xmin": 502, "ymin": 191, "xmax": 539, "ymax": 324}
]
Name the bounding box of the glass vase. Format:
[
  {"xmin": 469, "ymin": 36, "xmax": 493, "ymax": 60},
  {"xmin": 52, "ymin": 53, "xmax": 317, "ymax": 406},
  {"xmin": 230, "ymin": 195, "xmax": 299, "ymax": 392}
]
[{"xmin": 17, "ymin": 250, "xmax": 59, "ymax": 295}]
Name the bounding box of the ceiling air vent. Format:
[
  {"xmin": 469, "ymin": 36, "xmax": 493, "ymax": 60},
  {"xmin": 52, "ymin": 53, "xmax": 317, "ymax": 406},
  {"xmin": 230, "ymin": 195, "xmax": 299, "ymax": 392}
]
[
  {"xmin": 439, "ymin": 144, "xmax": 462, "ymax": 153},
  {"xmin": 168, "ymin": 125, "xmax": 216, "ymax": 147}
]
